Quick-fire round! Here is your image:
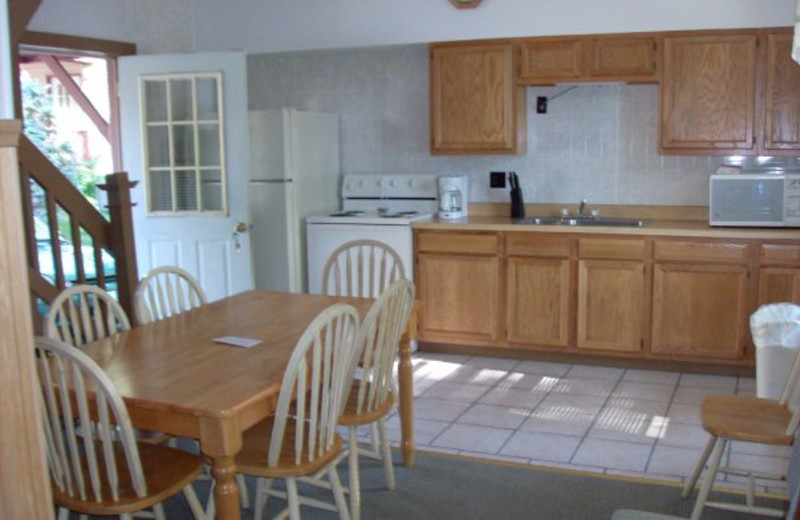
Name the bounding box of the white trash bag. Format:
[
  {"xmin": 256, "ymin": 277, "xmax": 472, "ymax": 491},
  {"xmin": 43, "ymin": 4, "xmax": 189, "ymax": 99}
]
[{"xmin": 752, "ymin": 303, "xmax": 800, "ymax": 399}]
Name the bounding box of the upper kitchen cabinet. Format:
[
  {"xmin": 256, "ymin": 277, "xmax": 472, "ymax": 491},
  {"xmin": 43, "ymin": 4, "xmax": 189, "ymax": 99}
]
[
  {"xmin": 518, "ymin": 38, "xmax": 583, "ymax": 83},
  {"xmin": 517, "ymin": 34, "xmax": 658, "ymax": 85},
  {"xmin": 429, "ymin": 41, "xmax": 526, "ymax": 155},
  {"xmin": 660, "ymin": 28, "xmax": 800, "ymax": 156},
  {"xmin": 763, "ymin": 31, "xmax": 800, "ymax": 153},
  {"xmin": 660, "ymin": 32, "xmax": 758, "ymax": 154}
]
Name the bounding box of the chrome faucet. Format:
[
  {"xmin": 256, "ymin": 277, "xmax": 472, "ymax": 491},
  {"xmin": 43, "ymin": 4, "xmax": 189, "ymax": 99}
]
[{"xmin": 578, "ymin": 198, "xmax": 587, "ymax": 216}]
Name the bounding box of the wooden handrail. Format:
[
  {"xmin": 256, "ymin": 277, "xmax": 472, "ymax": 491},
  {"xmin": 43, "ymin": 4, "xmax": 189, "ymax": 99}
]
[{"xmin": 17, "ymin": 134, "xmax": 138, "ymax": 330}]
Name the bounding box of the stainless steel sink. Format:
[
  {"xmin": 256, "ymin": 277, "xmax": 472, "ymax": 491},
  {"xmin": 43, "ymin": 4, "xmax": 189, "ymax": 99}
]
[
  {"xmin": 520, "ymin": 216, "xmax": 561, "ymax": 225},
  {"xmin": 517, "ymin": 216, "xmax": 645, "ymax": 228}
]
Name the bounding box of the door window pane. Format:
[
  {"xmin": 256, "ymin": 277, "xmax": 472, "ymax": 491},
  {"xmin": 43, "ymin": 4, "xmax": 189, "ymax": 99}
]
[
  {"xmin": 140, "ymin": 72, "xmax": 226, "ymax": 215},
  {"xmin": 144, "ymin": 80, "xmax": 168, "ymax": 122},
  {"xmin": 175, "ymin": 170, "xmax": 198, "ymax": 211},
  {"xmin": 146, "ymin": 126, "xmax": 170, "ymax": 167},
  {"xmin": 198, "ymin": 124, "xmax": 221, "ymax": 166},
  {"xmin": 200, "ymin": 170, "xmax": 223, "ymax": 211},
  {"xmin": 170, "ymin": 78, "xmax": 194, "ymax": 122},
  {"xmin": 148, "ymin": 170, "xmax": 172, "ymax": 212},
  {"xmin": 172, "ymin": 125, "xmax": 196, "ymax": 167},
  {"xmin": 196, "ymin": 77, "xmax": 219, "ymax": 120}
]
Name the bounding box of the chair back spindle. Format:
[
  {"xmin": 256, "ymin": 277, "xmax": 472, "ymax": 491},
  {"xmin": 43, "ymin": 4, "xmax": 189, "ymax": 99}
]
[
  {"xmin": 134, "ymin": 266, "xmax": 207, "ymax": 325},
  {"xmin": 35, "ymin": 337, "xmax": 146, "ymax": 503},
  {"xmin": 780, "ymin": 345, "xmax": 800, "ymax": 436},
  {"xmin": 354, "ymin": 279, "xmax": 415, "ymax": 416},
  {"xmin": 268, "ymin": 304, "xmax": 361, "ymax": 468},
  {"xmin": 45, "ymin": 285, "xmax": 131, "ymax": 347},
  {"xmin": 322, "ymin": 240, "xmax": 405, "ymax": 298}
]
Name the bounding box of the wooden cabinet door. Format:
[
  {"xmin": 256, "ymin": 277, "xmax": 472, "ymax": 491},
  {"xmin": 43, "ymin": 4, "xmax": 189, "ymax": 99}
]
[
  {"xmin": 518, "ymin": 39, "xmax": 583, "ymax": 83},
  {"xmin": 763, "ymin": 32, "xmax": 800, "ymax": 153},
  {"xmin": 651, "ymin": 263, "xmax": 749, "ymax": 359},
  {"xmin": 587, "ymin": 37, "xmax": 657, "ymax": 81},
  {"xmin": 759, "ymin": 268, "xmax": 800, "ymax": 305},
  {"xmin": 430, "ymin": 42, "xmax": 524, "ymax": 154},
  {"xmin": 577, "ymin": 259, "xmax": 644, "ymax": 352},
  {"xmin": 417, "ymin": 253, "xmax": 503, "ymax": 345},
  {"xmin": 507, "ymin": 256, "xmax": 571, "ymax": 347},
  {"xmin": 660, "ymin": 34, "xmax": 758, "ymax": 154}
]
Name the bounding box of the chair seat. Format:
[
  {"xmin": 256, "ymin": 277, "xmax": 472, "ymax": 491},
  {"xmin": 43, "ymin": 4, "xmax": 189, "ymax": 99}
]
[
  {"xmin": 338, "ymin": 386, "xmax": 395, "ymax": 426},
  {"xmin": 701, "ymin": 394, "xmax": 793, "ymax": 445},
  {"xmin": 52, "ymin": 441, "xmax": 204, "ymax": 516},
  {"xmin": 236, "ymin": 416, "xmax": 344, "ymax": 478}
]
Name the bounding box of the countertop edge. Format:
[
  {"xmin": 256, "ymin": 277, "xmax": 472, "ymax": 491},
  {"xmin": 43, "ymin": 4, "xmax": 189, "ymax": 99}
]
[{"xmin": 411, "ymin": 217, "xmax": 800, "ymax": 240}]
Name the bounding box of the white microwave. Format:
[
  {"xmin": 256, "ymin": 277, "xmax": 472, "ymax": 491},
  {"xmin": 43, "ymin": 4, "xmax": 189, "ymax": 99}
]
[{"xmin": 709, "ymin": 173, "xmax": 800, "ymax": 227}]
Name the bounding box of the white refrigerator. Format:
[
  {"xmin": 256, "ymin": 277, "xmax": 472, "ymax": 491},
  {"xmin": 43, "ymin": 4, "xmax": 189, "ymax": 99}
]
[{"xmin": 248, "ymin": 108, "xmax": 340, "ymax": 293}]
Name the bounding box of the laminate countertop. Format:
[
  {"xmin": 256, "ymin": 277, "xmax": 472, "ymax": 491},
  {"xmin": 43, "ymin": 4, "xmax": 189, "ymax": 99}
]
[{"xmin": 412, "ymin": 215, "xmax": 800, "ymax": 240}]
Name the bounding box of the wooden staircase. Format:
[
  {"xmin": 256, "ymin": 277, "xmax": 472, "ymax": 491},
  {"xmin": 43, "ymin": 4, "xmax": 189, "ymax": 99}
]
[{"xmin": 18, "ymin": 137, "xmax": 139, "ymax": 331}]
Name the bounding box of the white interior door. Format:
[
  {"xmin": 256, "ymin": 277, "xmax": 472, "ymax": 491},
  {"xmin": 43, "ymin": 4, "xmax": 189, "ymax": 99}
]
[{"xmin": 118, "ymin": 51, "xmax": 253, "ymax": 301}]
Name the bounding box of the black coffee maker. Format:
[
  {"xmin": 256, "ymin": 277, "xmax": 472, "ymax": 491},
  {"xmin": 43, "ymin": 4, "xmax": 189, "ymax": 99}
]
[{"xmin": 509, "ymin": 171, "xmax": 525, "ymax": 219}]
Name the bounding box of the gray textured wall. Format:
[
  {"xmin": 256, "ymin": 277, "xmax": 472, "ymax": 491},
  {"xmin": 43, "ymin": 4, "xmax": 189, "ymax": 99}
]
[{"xmin": 247, "ymin": 45, "xmax": 774, "ymax": 206}]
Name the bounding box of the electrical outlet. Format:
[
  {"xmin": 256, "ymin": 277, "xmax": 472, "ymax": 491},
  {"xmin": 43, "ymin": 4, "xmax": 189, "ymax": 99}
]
[
  {"xmin": 536, "ymin": 96, "xmax": 548, "ymax": 114},
  {"xmin": 490, "ymin": 171, "xmax": 506, "ymax": 188}
]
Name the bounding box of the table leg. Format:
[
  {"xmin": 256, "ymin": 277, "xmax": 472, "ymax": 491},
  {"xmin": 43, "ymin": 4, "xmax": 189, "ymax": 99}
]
[
  {"xmin": 200, "ymin": 419, "xmax": 242, "ymax": 520},
  {"xmin": 398, "ymin": 325, "xmax": 416, "ymax": 467},
  {"xmin": 209, "ymin": 455, "xmax": 240, "ymax": 520}
]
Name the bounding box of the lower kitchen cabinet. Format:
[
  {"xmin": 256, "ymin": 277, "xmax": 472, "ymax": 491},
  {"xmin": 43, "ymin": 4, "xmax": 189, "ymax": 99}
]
[
  {"xmin": 651, "ymin": 263, "xmax": 750, "ymax": 360},
  {"xmin": 507, "ymin": 256, "xmax": 571, "ymax": 347},
  {"xmin": 651, "ymin": 239, "xmax": 751, "ymax": 360},
  {"xmin": 416, "ymin": 231, "xmax": 504, "ymax": 345},
  {"xmin": 506, "ymin": 233, "xmax": 571, "ymax": 348},
  {"xmin": 577, "ymin": 259, "xmax": 645, "ymax": 352},
  {"xmin": 758, "ymin": 243, "xmax": 800, "ymax": 304},
  {"xmin": 414, "ymin": 228, "xmax": 797, "ymax": 368},
  {"xmin": 576, "ymin": 238, "xmax": 646, "ymax": 353},
  {"xmin": 759, "ymin": 267, "xmax": 800, "ymax": 304}
]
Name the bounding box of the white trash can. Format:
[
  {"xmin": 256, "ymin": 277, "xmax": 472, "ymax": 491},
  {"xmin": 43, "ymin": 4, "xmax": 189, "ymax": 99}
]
[{"xmin": 752, "ymin": 303, "xmax": 800, "ymax": 399}]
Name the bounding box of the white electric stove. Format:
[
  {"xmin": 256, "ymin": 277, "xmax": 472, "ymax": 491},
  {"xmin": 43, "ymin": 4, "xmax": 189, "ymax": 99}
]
[{"xmin": 306, "ymin": 174, "xmax": 439, "ymax": 295}]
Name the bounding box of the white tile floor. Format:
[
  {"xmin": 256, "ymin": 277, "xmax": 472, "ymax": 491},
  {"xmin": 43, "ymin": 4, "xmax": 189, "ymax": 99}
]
[{"xmin": 380, "ymin": 352, "xmax": 791, "ymax": 495}]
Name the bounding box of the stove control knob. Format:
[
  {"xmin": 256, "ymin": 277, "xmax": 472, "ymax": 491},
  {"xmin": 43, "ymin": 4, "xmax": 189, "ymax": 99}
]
[
  {"xmin": 390, "ymin": 180, "xmax": 398, "ymax": 187},
  {"xmin": 378, "ymin": 179, "xmax": 385, "ymax": 187},
  {"xmin": 409, "ymin": 179, "xmax": 417, "ymax": 187},
  {"xmin": 359, "ymin": 180, "xmax": 367, "ymax": 187}
]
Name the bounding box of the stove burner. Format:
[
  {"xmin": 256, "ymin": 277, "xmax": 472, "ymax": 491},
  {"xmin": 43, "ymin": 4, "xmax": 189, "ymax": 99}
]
[
  {"xmin": 328, "ymin": 210, "xmax": 365, "ymax": 217},
  {"xmin": 381, "ymin": 211, "xmax": 419, "ymax": 218}
]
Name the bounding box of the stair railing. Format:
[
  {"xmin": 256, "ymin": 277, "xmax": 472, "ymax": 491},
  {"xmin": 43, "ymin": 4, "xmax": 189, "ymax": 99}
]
[{"xmin": 17, "ymin": 134, "xmax": 138, "ymax": 332}]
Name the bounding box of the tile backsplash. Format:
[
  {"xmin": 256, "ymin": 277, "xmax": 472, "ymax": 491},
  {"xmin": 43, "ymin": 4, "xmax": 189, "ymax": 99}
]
[{"xmin": 247, "ymin": 44, "xmax": 794, "ymax": 208}]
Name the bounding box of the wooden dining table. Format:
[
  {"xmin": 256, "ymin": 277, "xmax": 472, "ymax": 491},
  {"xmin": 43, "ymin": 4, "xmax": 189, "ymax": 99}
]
[{"xmin": 78, "ymin": 290, "xmax": 419, "ymax": 520}]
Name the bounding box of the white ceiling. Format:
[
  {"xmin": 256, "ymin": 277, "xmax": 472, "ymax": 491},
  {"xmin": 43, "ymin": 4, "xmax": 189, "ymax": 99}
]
[{"xmin": 28, "ymin": 0, "xmax": 797, "ymax": 55}]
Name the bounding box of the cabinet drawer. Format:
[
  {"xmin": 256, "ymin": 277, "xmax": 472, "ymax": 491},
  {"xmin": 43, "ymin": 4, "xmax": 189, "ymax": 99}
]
[
  {"xmin": 587, "ymin": 37, "xmax": 657, "ymax": 79},
  {"xmin": 417, "ymin": 231, "xmax": 500, "ymax": 255},
  {"xmin": 653, "ymin": 240, "xmax": 750, "ymax": 263},
  {"xmin": 760, "ymin": 243, "xmax": 800, "ymax": 266},
  {"xmin": 506, "ymin": 233, "xmax": 570, "ymax": 257},
  {"xmin": 579, "ymin": 238, "xmax": 645, "ymax": 260}
]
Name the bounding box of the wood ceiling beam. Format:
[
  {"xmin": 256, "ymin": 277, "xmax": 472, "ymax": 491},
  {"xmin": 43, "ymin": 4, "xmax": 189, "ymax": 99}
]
[
  {"xmin": 8, "ymin": 0, "xmax": 42, "ymax": 45},
  {"xmin": 21, "ymin": 31, "xmax": 136, "ymax": 57},
  {"xmin": 39, "ymin": 54, "xmax": 109, "ymax": 140}
]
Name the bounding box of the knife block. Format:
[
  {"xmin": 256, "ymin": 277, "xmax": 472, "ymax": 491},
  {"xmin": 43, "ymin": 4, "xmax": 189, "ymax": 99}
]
[{"xmin": 510, "ymin": 187, "xmax": 525, "ymax": 219}]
